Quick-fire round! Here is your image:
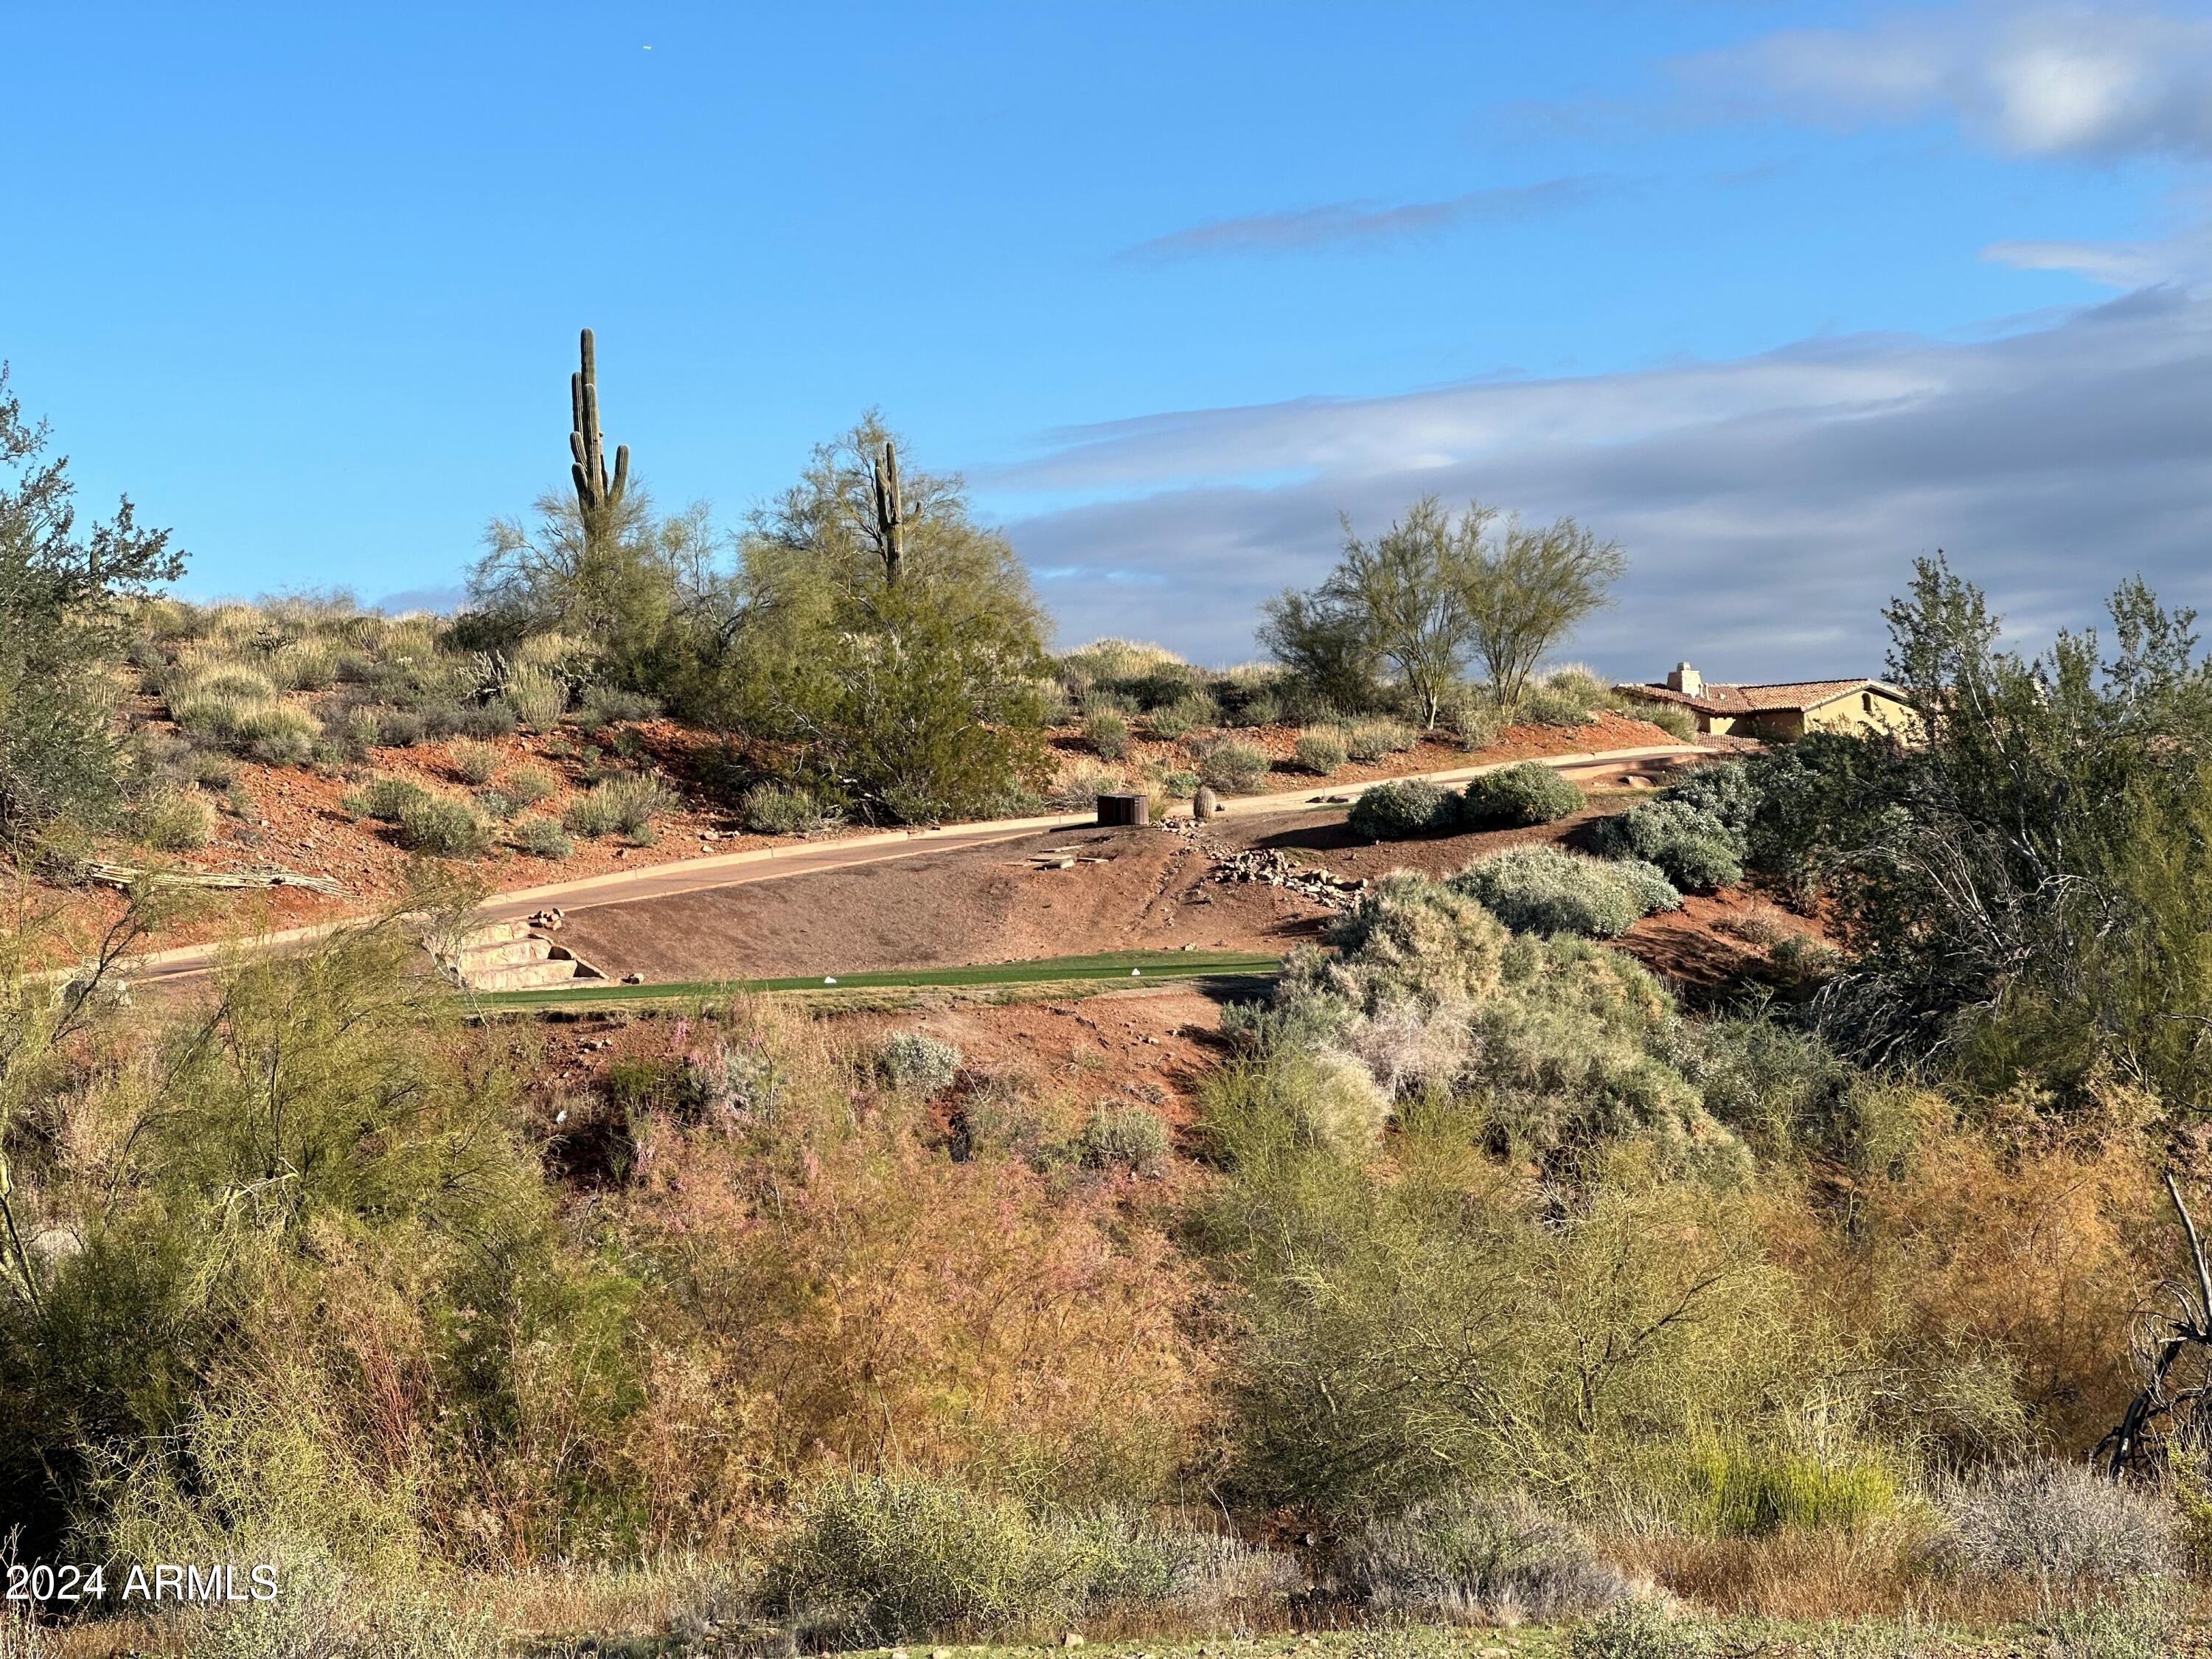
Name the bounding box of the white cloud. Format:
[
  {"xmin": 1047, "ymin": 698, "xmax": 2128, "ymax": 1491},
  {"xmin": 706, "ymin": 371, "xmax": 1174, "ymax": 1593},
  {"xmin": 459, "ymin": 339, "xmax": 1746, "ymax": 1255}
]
[
  {"xmin": 1122, "ymin": 178, "xmax": 1614, "ymax": 262},
  {"xmin": 991, "ymin": 291, "xmax": 2212, "ymax": 678},
  {"xmin": 1698, "ymin": 3, "xmax": 2212, "ymax": 160}
]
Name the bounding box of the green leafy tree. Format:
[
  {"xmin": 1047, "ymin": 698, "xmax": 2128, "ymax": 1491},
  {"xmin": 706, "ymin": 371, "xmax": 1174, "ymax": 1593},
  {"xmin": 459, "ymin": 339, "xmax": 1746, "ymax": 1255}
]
[
  {"xmin": 1263, "ymin": 497, "xmax": 1479, "ymax": 729},
  {"xmin": 1463, "ymin": 511, "xmax": 1626, "ymax": 708},
  {"xmin": 671, "ymin": 415, "xmax": 1050, "ymax": 821},
  {"xmin": 0, "ymin": 368, "xmax": 184, "ymax": 844},
  {"xmin": 1777, "ymin": 557, "xmax": 2212, "ymax": 1099}
]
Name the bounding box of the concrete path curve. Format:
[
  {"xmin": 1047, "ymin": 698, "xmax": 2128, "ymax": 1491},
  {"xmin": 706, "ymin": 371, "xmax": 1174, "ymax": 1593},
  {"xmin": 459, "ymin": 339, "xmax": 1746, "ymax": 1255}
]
[{"xmin": 116, "ymin": 742, "xmax": 1703, "ymax": 987}]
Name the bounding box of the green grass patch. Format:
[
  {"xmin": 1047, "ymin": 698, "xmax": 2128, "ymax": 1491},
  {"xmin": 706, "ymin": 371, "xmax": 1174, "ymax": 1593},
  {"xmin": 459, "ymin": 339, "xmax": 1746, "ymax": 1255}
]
[{"xmin": 473, "ymin": 949, "xmax": 1284, "ymax": 1011}]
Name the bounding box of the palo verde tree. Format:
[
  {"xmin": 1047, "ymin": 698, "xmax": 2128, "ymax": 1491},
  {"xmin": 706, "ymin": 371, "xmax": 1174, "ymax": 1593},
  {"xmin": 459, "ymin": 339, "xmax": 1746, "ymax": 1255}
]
[
  {"xmin": 0, "ymin": 366, "xmax": 184, "ymax": 845},
  {"xmin": 670, "ymin": 412, "xmax": 1051, "ymax": 822},
  {"xmin": 1263, "ymin": 495, "xmax": 1624, "ymax": 726},
  {"xmin": 1462, "ymin": 509, "xmax": 1626, "ymax": 709}
]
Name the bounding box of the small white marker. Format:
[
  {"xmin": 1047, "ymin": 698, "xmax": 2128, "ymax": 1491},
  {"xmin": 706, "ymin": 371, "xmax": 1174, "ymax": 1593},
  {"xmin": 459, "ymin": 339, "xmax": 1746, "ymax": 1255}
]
[
  {"xmin": 824, "ymin": 975, "xmax": 837, "ymax": 984},
  {"xmin": 1130, "ymin": 968, "xmax": 1141, "ymax": 976}
]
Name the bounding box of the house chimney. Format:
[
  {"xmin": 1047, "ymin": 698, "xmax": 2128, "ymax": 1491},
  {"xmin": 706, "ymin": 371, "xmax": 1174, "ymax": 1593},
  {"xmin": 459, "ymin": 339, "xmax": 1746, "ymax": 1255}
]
[{"xmin": 1666, "ymin": 662, "xmax": 1702, "ymax": 696}]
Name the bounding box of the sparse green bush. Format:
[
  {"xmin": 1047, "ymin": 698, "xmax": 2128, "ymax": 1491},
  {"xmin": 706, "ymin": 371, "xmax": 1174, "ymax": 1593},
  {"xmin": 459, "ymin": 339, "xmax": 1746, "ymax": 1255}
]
[
  {"xmin": 1084, "ymin": 708, "xmax": 1131, "ymax": 761},
  {"xmin": 1193, "ymin": 736, "xmax": 1270, "ymax": 794},
  {"xmin": 449, "ymin": 740, "xmax": 500, "ymax": 786},
  {"xmin": 1453, "ymin": 846, "xmax": 1679, "ymax": 938},
  {"xmin": 1599, "ymin": 800, "xmax": 1745, "ymax": 893},
  {"xmin": 1348, "ymin": 778, "xmax": 1453, "ymax": 841},
  {"xmin": 190, "ymin": 750, "xmax": 237, "ymax": 790},
  {"xmin": 1458, "ymin": 762, "xmax": 1583, "ymax": 828},
  {"xmin": 1335, "ymin": 1491, "xmax": 1627, "ymax": 1622},
  {"xmin": 509, "ymin": 816, "xmax": 572, "ymax": 860},
  {"xmin": 1673, "ymin": 1442, "xmax": 1897, "ymax": 1538},
  {"xmin": 1521, "ymin": 681, "xmax": 1596, "ymax": 728},
  {"xmin": 473, "ymin": 787, "xmax": 517, "ymax": 821},
  {"xmin": 765, "ymin": 1474, "xmax": 1238, "ymax": 1644},
  {"xmin": 1146, "ymin": 695, "xmax": 1214, "ymax": 741},
  {"xmin": 1569, "ymin": 1600, "xmax": 1714, "ymax": 1659},
  {"xmin": 1049, "ymin": 760, "xmax": 1129, "ymax": 810},
  {"xmin": 563, "ymin": 773, "xmax": 675, "ymax": 839},
  {"xmin": 1163, "ymin": 768, "xmax": 1200, "ymax": 797},
  {"xmin": 740, "ymin": 782, "xmax": 833, "ymax": 835},
  {"xmin": 1228, "ymin": 689, "xmax": 1283, "ymax": 728},
  {"xmin": 504, "ymin": 665, "xmax": 568, "ymax": 731},
  {"xmin": 231, "ymin": 703, "xmax": 321, "ymax": 765},
  {"xmin": 394, "ymin": 793, "xmax": 488, "ymax": 858},
  {"xmin": 1441, "ymin": 689, "xmax": 1506, "ymax": 752},
  {"xmin": 450, "ymin": 700, "xmax": 516, "ymax": 740},
  {"xmin": 502, "ymin": 764, "xmax": 554, "ymax": 808},
  {"xmin": 1081, "ymin": 1105, "xmax": 1169, "ymax": 1175},
  {"xmin": 580, "ymin": 685, "xmax": 658, "ymax": 728},
  {"xmin": 1345, "ymin": 719, "xmax": 1416, "ymax": 762},
  {"xmin": 879, "ymin": 1032, "xmax": 962, "ymax": 1095},
  {"xmin": 343, "ymin": 776, "xmax": 430, "ymax": 823},
  {"xmin": 1293, "ymin": 728, "xmax": 1349, "ymax": 775},
  {"xmin": 132, "ymin": 788, "xmax": 215, "ymax": 852},
  {"xmin": 375, "ymin": 709, "xmax": 426, "ymax": 748},
  {"xmin": 1646, "ymin": 703, "xmax": 1698, "ymax": 742}
]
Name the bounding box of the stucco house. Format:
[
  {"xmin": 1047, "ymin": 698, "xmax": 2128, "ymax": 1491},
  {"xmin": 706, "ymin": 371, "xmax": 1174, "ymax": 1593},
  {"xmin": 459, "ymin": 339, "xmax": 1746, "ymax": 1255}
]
[{"xmin": 1616, "ymin": 663, "xmax": 1919, "ymax": 741}]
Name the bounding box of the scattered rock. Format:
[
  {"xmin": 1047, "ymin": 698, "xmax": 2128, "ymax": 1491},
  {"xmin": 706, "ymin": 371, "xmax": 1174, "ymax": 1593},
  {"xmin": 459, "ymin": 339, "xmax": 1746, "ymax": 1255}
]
[
  {"xmin": 620, "ymin": 973, "xmax": 644, "ymax": 985},
  {"xmin": 1062, "ymin": 1635, "xmax": 1085, "ymax": 1649}
]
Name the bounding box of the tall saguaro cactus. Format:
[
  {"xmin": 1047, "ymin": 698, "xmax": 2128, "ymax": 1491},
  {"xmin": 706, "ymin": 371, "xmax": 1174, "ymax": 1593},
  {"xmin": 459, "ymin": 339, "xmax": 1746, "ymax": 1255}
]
[
  {"xmin": 569, "ymin": 328, "xmax": 629, "ymax": 526},
  {"xmin": 871, "ymin": 440, "xmax": 905, "ymax": 585}
]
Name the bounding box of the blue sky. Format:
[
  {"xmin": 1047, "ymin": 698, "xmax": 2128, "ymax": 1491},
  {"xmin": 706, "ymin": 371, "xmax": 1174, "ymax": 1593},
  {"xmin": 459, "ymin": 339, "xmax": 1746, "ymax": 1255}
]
[{"xmin": 7, "ymin": 1, "xmax": 2209, "ymax": 678}]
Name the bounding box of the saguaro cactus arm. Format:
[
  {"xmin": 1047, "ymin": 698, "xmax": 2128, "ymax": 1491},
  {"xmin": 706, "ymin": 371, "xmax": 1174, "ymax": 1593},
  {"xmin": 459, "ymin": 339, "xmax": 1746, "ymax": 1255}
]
[
  {"xmin": 872, "ymin": 440, "xmax": 905, "ymax": 584},
  {"xmin": 568, "ymin": 328, "xmax": 629, "ymax": 516}
]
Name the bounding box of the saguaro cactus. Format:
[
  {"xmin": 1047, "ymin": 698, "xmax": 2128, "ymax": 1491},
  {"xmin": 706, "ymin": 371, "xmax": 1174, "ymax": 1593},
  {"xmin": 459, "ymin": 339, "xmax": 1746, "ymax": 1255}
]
[
  {"xmin": 569, "ymin": 328, "xmax": 629, "ymax": 524},
  {"xmin": 871, "ymin": 439, "xmax": 905, "ymax": 584}
]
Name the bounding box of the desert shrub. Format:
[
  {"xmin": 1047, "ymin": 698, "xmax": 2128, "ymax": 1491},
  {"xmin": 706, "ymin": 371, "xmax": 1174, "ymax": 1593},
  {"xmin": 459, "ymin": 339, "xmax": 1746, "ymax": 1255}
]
[
  {"xmin": 564, "ymin": 773, "xmax": 675, "ymax": 839},
  {"xmin": 128, "ymin": 787, "xmax": 214, "ymax": 852},
  {"xmin": 344, "ymin": 776, "xmax": 430, "ymax": 823},
  {"xmin": 1293, "ymin": 728, "xmax": 1349, "ymax": 775},
  {"xmin": 1569, "ymin": 1601, "xmax": 1713, "ymax": 1659},
  {"xmin": 580, "ymin": 685, "xmax": 658, "ymax": 728},
  {"xmin": 1520, "ymin": 683, "xmax": 1595, "ymax": 728},
  {"xmin": 1147, "ymin": 697, "xmax": 1214, "ymax": 741},
  {"xmin": 189, "ymin": 750, "xmax": 237, "ymax": 790},
  {"xmin": 1193, "ymin": 736, "xmax": 1270, "ymax": 794},
  {"xmin": 268, "ymin": 639, "xmax": 337, "ymax": 692},
  {"xmin": 1663, "ymin": 760, "xmax": 1764, "ymax": 832},
  {"xmin": 394, "ymin": 793, "xmax": 487, "ymax": 857},
  {"xmin": 1672, "ymin": 1442, "xmax": 1896, "ymax": 1538},
  {"xmin": 1335, "ymin": 1491, "xmax": 1627, "ymax": 1622},
  {"xmin": 502, "ymin": 763, "xmax": 554, "ymax": 808},
  {"xmin": 1208, "ymin": 1048, "xmax": 1391, "ymax": 1161},
  {"xmin": 449, "ymin": 740, "xmax": 500, "ymax": 785},
  {"xmin": 1163, "ymin": 768, "xmax": 1200, "ymax": 796},
  {"xmin": 1084, "ymin": 708, "xmax": 1131, "ymax": 761},
  {"xmin": 1646, "ymin": 703, "xmax": 1698, "ymax": 742},
  {"xmin": 450, "ymin": 700, "xmax": 516, "ymax": 740},
  {"xmin": 2031, "ymin": 1594, "xmax": 2175, "ymax": 1659},
  {"xmin": 1935, "ymin": 1462, "xmax": 2174, "ymax": 1589},
  {"xmin": 765, "ymin": 1475, "xmax": 1229, "ymax": 1643},
  {"xmin": 740, "ymin": 782, "xmax": 834, "ymax": 835},
  {"xmin": 1453, "ymin": 846, "xmax": 1679, "ymax": 938},
  {"xmin": 504, "ymin": 664, "xmax": 568, "ymax": 731},
  {"xmin": 1458, "ymin": 762, "xmax": 1583, "ymax": 828},
  {"xmin": 231, "ymin": 703, "xmax": 321, "ymax": 765},
  {"xmin": 1441, "ymin": 689, "xmax": 1506, "ymax": 752},
  {"xmin": 1080, "ymin": 1105, "xmax": 1169, "ymax": 1175},
  {"xmin": 1348, "ymin": 778, "xmax": 1453, "ymax": 841},
  {"xmin": 1601, "ymin": 800, "xmax": 1745, "ymax": 893},
  {"xmin": 509, "ymin": 816, "xmax": 572, "ymax": 860},
  {"xmin": 1228, "ymin": 689, "xmax": 1283, "ymax": 728},
  {"xmin": 1049, "ymin": 760, "xmax": 1129, "ymax": 810},
  {"xmin": 473, "ymin": 787, "xmax": 518, "ymax": 821},
  {"xmin": 879, "ymin": 1032, "xmax": 961, "ymax": 1095},
  {"xmin": 375, "ymin": 709, "xmax": 426, "ymax": 748},
  {"xmin": 1345, "ymin": 719, "xmax": 1416, "ymax": 762}
]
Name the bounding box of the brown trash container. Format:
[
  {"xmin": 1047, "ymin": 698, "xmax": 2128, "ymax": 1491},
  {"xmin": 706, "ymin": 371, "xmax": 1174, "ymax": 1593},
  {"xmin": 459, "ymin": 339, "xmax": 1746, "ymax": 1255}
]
[{"xmin": 1095, "ymin": 791, "xmax": 1150, "ymax": 827}]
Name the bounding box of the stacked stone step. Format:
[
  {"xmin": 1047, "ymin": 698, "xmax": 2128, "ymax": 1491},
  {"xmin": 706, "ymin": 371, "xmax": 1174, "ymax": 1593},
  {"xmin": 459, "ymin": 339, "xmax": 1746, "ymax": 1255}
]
[{"xmin": 444, "ymin": 919, "xmax": 602, "ymax": 992}]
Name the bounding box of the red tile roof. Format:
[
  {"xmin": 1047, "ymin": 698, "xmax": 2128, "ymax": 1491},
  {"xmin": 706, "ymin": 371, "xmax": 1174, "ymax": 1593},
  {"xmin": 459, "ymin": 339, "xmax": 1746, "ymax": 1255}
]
[{"xmin": 1617, "ymin": 678, "xmax": 1905, "ymax": 717}]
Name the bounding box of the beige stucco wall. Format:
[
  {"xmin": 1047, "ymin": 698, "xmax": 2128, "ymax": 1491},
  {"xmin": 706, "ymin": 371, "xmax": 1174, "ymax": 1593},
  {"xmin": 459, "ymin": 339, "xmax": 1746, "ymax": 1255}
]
[{"xmin": 1801, "ymin": 691, "xmax": 1919, "ymax": 740}]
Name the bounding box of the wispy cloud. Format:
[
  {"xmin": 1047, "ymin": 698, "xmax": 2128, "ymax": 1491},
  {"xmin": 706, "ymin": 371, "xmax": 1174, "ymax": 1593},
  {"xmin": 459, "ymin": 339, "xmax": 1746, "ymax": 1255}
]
[
  {"xmin": 1691, "ymin": 2, "xmax": 2212, "ymax": 161},
  {"xmin": 994, "ymin": 291, "xmax": 2212, "ymax": 676},
  {"xmin": 1121, "ymin": 175, "xmax": 1613, "ymax": 262}
]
